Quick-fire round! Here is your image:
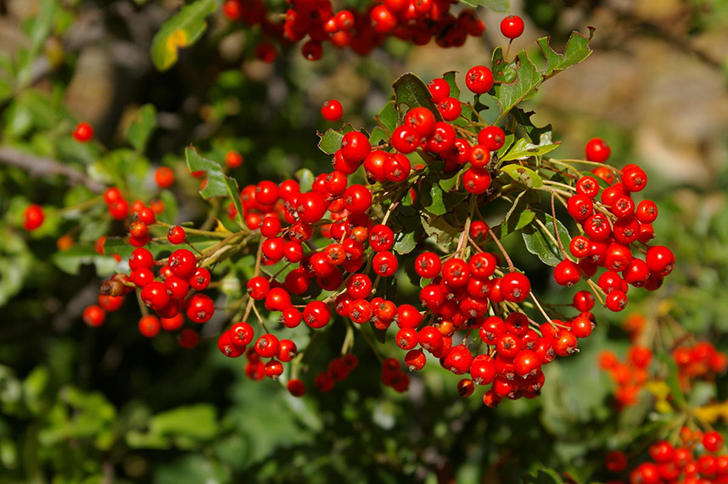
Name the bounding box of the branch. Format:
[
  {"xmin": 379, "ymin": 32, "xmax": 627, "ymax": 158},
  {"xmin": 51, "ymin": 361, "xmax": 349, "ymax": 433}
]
[{"xmin": 0, "ymin": 147, "xmax": 105, "ymax": 192}]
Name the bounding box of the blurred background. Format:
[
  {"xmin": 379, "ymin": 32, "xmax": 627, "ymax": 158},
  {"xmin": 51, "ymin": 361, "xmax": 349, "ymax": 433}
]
[{"xmin": 1, "ymin": 0, "xmax": 727, "ymax": 482}]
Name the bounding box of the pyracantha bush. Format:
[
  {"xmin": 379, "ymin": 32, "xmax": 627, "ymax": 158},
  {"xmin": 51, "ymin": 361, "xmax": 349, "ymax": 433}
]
[{"xmin": 24, "ymin": 27, "xmax": 677, "ymax": 406}]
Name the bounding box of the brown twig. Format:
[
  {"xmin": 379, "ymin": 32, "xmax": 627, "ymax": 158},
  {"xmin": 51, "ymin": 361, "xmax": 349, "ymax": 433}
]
[{"xmin": 0, "ymin": 146, "xmax": 105, "ymax": 192}]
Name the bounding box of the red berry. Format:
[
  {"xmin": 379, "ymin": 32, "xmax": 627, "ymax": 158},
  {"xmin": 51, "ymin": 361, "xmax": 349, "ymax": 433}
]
[
  {"xmin": 169, "ymin": 249, "xmax": 197, "ymax": 278},
  {"xmin": 478, "ymin": 126, "xmax": 505, "ymax": 151},
  {"xmin": 185, "ymin": 293, "xmax": 214, "ymax": 323},
  {"xmin": 341, "ymin": 131, "xmax": 371, "ymax": 163},
  {"xmin": 23, "ymin": 204, "xmax": 45, "ymax": 231},
  {"xmin": 321, "ymin": 99, "xmax": 343, "ymax": 121},
  {"xmin": 82, "ymin": 305, "xmax": 106, "ymax": 327},
  {"xmin": 465, "ymin": 65, "xmax": 494, "ymax": 94},
  {"xmin": 428, "ymin": 78, "xmax": 450, "ymax": 103},
  {"xmin": 225, "ymin": 150, "xmax": 243, "ymax": 168},
  {"xmin": 167, "ymin": 226, "xmax": 186, "ymax": 244},
  {"xmin": 255, "ymin": 333, "xmax": 280, "ymax": 358},
  {"xmin": 500, "ymin": 15, "xmax": 524, "ymax": 39},
  {"xmin": 585, "ymin": 137, "xmax": 611, "ymax": 162},
  {"xmin": 138, "ymin": 315, "xmax": 161, "ymax": 337},
  {"xmin": 72, "ymin": 122, "xmax": 94, "ymax": 142},
  {"xmin": 155, "ymin": 166, "xmax": 175, "ymax": 188}
]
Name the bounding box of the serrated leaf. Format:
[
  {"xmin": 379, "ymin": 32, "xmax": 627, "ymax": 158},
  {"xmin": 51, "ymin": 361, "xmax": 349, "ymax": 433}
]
[
  {"xmin": 458, "ymin": 0, "xmax": 510, "ymax": 11},
  {"xmin": 442, "ymin": 71, "xmax": 460, "ymax": 99},
  {"xmin": 393, "ymin": 73, "xmax": 442, "ymax": 121},
  {"xmin": 375, "ymin": 101, "xmax": 398, "ymax": 134},
  {"xmin": 317, "ymin": 125, "xmax": 354, "ymax": 155},
  {"xmin": 511, "ymin": 108, "xmax": 553, "ymax": 144},
  {"xmin": 492, "ymin": 31, "xmax": 593, "ymax": 123},
  {"xmin": 185, "ymin": 147, "xmax": 244, "ymax": 228},
  {"xmin": 500, "ymin": 135, "xmax": 560, "ymax": 162},
  {"xmin": 421, "ymin": 213, "xmax": 459, "ymax": 248},
  {"xmin": 150, "ymin": 0, "xmax": 217, "ymax": 72},
  {"xmin": 521, "ymin": 213, "xmax": 571, "ymax": 266},
  {"xmin": 126, "ymin": 104, "xmax": 157, "ymax": 153},
  {"xmin": 500, "ymin": 164, "xmax": 544, "ymax": 188}
]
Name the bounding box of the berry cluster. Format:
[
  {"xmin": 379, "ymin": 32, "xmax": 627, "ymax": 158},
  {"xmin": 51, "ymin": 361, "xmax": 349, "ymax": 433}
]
[
  {"xmin": 599, "ymin": 346, "xmax": 653, "ymax": 407},
  {"xmin": 561, "ymin": 142, "xmax": 674, "ymax": 312},
  {"xmin": 605, "ymin": 430, "xmax": 728, "ymax": 484},
  {"xmin": 674, "ymin": 342, "xmax": 727, "ymax": 388},
  {"xmin": 222, "ymin": 0, "xmax": 487, "ymax": 62}
]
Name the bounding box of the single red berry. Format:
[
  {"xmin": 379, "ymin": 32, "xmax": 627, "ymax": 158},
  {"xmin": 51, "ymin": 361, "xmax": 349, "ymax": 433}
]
[
  {"xmin": 167, "ymin": 226, "xmax": 186, "ymax": 245},
  {"xmin": 141, "ymin": 281, "xmax": 170, "ymax": 311},
  {"xmin": 500, "ymin": 15, "xmax": 524, "ymax": 39},
  {"xmin": 465, "ymin": 65, "xmax": 495, "ymax": 94},
  {"xmin": 478, "ymin": 125, "xmax": 505, "ymax": 151},
  {"xmin": 247, "ymin": 276, "xmax": 270, "ymax": 300},
  {"xmin": 391, "ymin": 125, "xmax": 420, "ymax": 154},
  {"xmin": 405, "ymin": 107, "xmax": 436, "ymax": 137},
  {"xmin": 189, "ymin": 267, "xmax": 211, "ymax": 291},
  {"xmin": 138, "ymin": 315, "xmax": 161, "ymax": 337},
  {"xmin": 287, "ymin": 379, "xmax": 306, "ymax": 397},
  {"xmin": 255, "ymin": 333, "xmax": 280, "ymax": 358},
  {"xmin": 72, "ymin": 122, "xmax": 94, "ymax": 142},
  {"xmin": 23, "ymin": 204, "xmax": 45, "ymax": 231},
  {"xmin": 703, "ymin": 431, "xmax": 724, "ymax": 452},
  {"xmin": 321, "ymin": 99, "xmax": 343, "ymax": 121},
  {"xmin": 185, "ymin": 293, "xmax": 214, "ymax": 323},
  {"xmin": 462, "ymin": 168, "xmax": 491, "ymax": 194},
  {"xmin": 341, "ymin": 131, "xmax": 371, "ymax": 163},
  {"xmin": 428, "ymin": 78, "xmax": 450, "ymax": 103},
  {"xmin": 646, "ymin": 246, "xmax": 675, "ymax": 277},
  {"xmin": 500, "ymin": 272, "xmax": 530, "ymax": 303},
  {"xmin": 155, "ymin": 166, "xmax": 175, "ymax": 188},
  {"xmin": 553, "ymin": 260, "xmax": 581, "ymax": 287},
  {"xmin": 585, "ymin": 137, "xmax": 611, "ymax": 162},
  {"xmin": 604, "ymin": 450, "xmax": 628, "ymax": 473},
  {"xmin": 415, "ymin": 252, "xmax": 441, "ymax": 279},
  {"xmin": 82, "ymin": 305, "xmax": 106, "ymax": 327},
  {"xmin": 225, "ymin": 150, "xmax": 243, "ymax": 168},
  {"xmin": 169, "ymin": 249, "xmax": 197, "ymax": 278}
]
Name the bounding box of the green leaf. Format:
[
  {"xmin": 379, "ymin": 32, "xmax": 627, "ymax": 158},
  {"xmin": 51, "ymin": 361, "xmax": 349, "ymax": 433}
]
[
  {"xmin": 511, "ymin": 107, "xmax": 553, "ymax": 144},
  {"xmin": 500, "ymin": 164, "xmax": 544, "ymax": 188},
  {"xmin": 375, "ymin": 101, "xmax": 398, "ymax": 134},
  {"xmin": 16, "ymin": 0, "xmax": 57, "ymax": 87},
  {"xmin": 492, "ymin": 30, "xmax": 594, "ymax": 122},
  {"xmin": 521, "ymin": 213, "xmax": 571, "ymax": 266},
  {"xmin": 423, "ymin": 182, "xmax": 447, "ymax": 216},
  {"xmin": 148, "ymin": 404, "xmax": 219, "ymax": 441},
  {"xmin": 125, "ymin": 104, "xmax": 157, "ymax": 152},
  {"xmin": 393, "ymin": 73, "xmax": 442, "ymax": 121},
  {"xmin": 421, "ymin": 212, "xmax": 459, "ymax": 248},
  {"xmin": 52, "ymin": 246, "xmax": 118, "ymax": 276},
  {"xmin": 496, "ymin": 190, "xmax": 540, "ymax": 238},
  {"xmin": 442, "ymin": 71, "xmax": 460, "ymax": 99},
  {"xmin": 317, "ymin": 125, "xmax": 354, "ymax": 154},
  {"xmin": 296, "ymin": 168, "xmax": 315, "ymax": 193},
  {"xmin": 150, "ymin": 0, "xmax": 218, "ymax": 72},
  {"xmin": 500, "ymin": 135, "xmax": 560, "ymax": 162},
  {"xmin": 185, "ymin": 147, "xmax": 244, "ymax": 228},
  {"xmin": 457, "ymin": 0, "xmax": 510, "ymax": 11},
  {"xmin": 393, "ymin": 231, "xmax": 417, "ymax": 255},
  {"xmin": 522, "ymin": 469, "xmax": 565, "ymax": 484}
]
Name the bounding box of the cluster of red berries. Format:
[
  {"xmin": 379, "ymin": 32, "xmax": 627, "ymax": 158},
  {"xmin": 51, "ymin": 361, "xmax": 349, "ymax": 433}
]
[
  {"xmin": 381, "ymin": 357, "xmax": 411, "ymax": 393},
  {"xmin": 605, "ymin": 429, "xmax": 728, "ymax": 484},
  {"xmin": 314, "ymin": 354, "xmax": 359, "ymax": 392},
  {"xmin": 674, "ymin": 342, "xmax": 728, "ymax": 387},
  {"xmin": 599, "ymin": 346, "xmax": 653, "ymax": 407},
  {"xmin": 559, "ymin": 140, "xmax": 675, "ymax": 312},
  {"xmin": 221, "ymin": 0, "xmax": 490, "ymax": 62}
]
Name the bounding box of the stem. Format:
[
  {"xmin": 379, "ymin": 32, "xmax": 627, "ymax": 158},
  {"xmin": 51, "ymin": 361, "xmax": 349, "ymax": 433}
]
[
  {"xmin": 483, "ymin": 221, "xmax": 515, "ymax": 272},
  {"xmin": 550, "ymin": 193, "xmax": 570, "ymax": 261},
  {"xmin": 457, "ymin": 196, "xmax": 477, "ymax": 258}
]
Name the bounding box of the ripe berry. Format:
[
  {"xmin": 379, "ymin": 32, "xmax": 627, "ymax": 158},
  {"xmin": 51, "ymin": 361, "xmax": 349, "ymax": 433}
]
[
  {"xmin": 155, "ymin": 166, "xmax": 175, "ymax": 188},
  {"xmin": 462, "ymin": 168, "xmax": 492, "ymax": 194},
  {"xmin": 190, "ymin": 267, "xmax": 211, "ymax": 291},
  {"xmin": 287, "ymin": 379, "xmax": 306, "ymax": 397},
  {"xmin": 303, "ymin": 301, "xmax": 332, "ymax": 329},
  {"xmin": 341, "ymin": 131, "xmax": 371, "ymax": 163},
  {"xmin": 343, "ymin": 185, "xmax": 372, "ymax": 214},
  {"xmin": 415, "ymin": 252, "xmax": 441, "ymax": 279},
  {"xmin": 500, "ymin": 15, "xmax": 524, "ymax": 39},
  {"xmin": 265, "ymin": 288, "xmax": 292, "ymax": 312},
  {"xmin": 500, "ymin": 272, "xmax": 530, "ymax": 303},
  {"xmin": 605, "ymin": 290, "xmax": 628, "ymax": 312},
  {"xmin": 23, "ymin": 204, "xmax": 45, "ymax": 231},
  {"xmin": 255, "ymin": 333, "xmax": 280, "ymax": 358},
  {"xmin": 138, "ymin": 315, "xmax": 161, "ymax": 337},
  {"xmin": 427, "ymin": 78, "xmax": 450, "ymax": 103},
  {"xmin": 465, "ymin": 65, "xmax": 494, "ymax": 94},
  {"xmin": 553, "ymin": 260, "xmax": 581, "ymax": 287},
  {"xmin": 225, "ymin": 150, "xmax": 243, "ymax": 168},
  {"xmin": 169, "ymin": 249, "xmax": 197, "ymax": 278},
  {"xmin": 373, "ymin": 251, "xmax": 398, "ymax": 277},
  {"xmin": 478, "ymin": 125, "xmax": 505, "ymax": 151},
  {"xmin": 585, "ymin": 138, "xmax": 611, "ymax": 162},
  {"xmin": 230, "ymin": 322, "xmax": 254, "ymax": 346},
  {"xmin": 404, "ymin": 107, "xmax": 436, "ymax": 137},
  {"xmin": 141, "ymin": 282, "xmax": 170, "ymax": 311},
  {"xmin": 167, "ymin": 226, "xmax": 186, "ymax": 244},
  {"xmin": 645, "ymin": 246, "xmax": 675, "ymax": 276},
  {"xmin": 703, "ymin": 431, "xmax": 724, "ymax": 452},
  {"xmin": 72, "ymin": 122, "xmax": 94, "ymax": 142},
  {"xmin": 438, "ymin": 97, "xmax": 461, "ymax": 121},
  {"xmin": 604, "ymin": 450, "xmax": 628, "ymax": 473},
  {"xmin": 321, "ymin": 99, "xmax": 343, "ymax": 121},
  {"xmin": 185, "ymin": 294, "xmax": 214, "ymax": 323},
  {"xmin": 426, "ymin": 122, "xmax": 456, "ymax": 153},
  {"xmin": 82, "ymin": 305, "xmax": 106, "ymax": 327}
]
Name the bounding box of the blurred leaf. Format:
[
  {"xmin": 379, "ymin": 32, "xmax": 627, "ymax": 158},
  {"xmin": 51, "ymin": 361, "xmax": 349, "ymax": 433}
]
[
  {"xmin": 522, "ymin": 469, "xmax": 565, "ymax": 484},
  {"xmin": 52, "ymin": 246, "xmax": 118, "ymax": 276},
  {"xmin": 16, "ymin": 0, "xmax": 58, "ymax": 87},
  {"xmin": 393, "ymin": 73, "xmax": 442, "ymax": 121},
  {"xmin": 150, "ymin": 0, "xmax": 218, "ymax": 71},
  {"xmin": 153, "ymin": 454, "xmax": 226, "ymax": 484},
  {"xmin": 458, "ymin": 0, "xmax": 510, "ymax": 11},
  {"xmin": 0, "ymin": 229, "xmax": 32, "ymax": 307},
  {"xmin": 148, "ymin": 404, "xmax": 219, "ymax": 441},
  {"xmin": 296, "ymin": 168, "xmax": 315, "ymax": 192},
  {"xmin": 186, "ymin": 147, "xmax": 244, "ymax": 228},
  {"xmin": 126, "ymin": 104, "xmax": 157, "ymax": 153},
  {"xmin": 521, "ymin": 213, "xmax": 571, "ymax": 267}
]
